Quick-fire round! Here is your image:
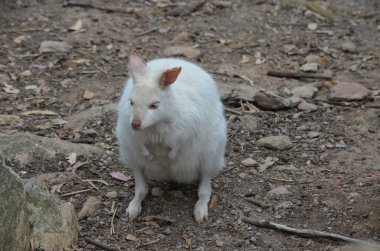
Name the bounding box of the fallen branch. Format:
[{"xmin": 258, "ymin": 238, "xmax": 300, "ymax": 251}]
[
  {"xmin": 64, "ymin": 0, "xmax": 138, "ymax": 14},
  {"xmin": 135, "ymin": 27, "xmax": 160, "ymax": 37},
  {"xmin": 245, "ymin": 198, "xmax": 272, "ymax": 209},
  {"xmin": 242, "ymin": 218, "xmax": 380, "ymax": 249},
  {"xmin": 84, "ymin": 237, "xmax": 119, "ymax": 251},
  {"xmin": 267, "ymin": 70, "xmax": 332, "ymax": 80}
]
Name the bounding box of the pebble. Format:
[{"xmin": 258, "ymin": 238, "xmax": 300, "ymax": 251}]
[
  {"xmin": 215, "ymin": 240, "xmax": 225, "ymax": 247},
  {"xmin": 39, "ymin": 40, "xmax": 72, "ymax": 53},
  {"xmin": 267, "ymin": 186, "xmax": 290, "ymax": 197},
  {"xmin": 298, "ymin": 101, "xmax": 318, "ymax": 112},
  {"xmin": 254, "ymin": 90, "xmax": 300, "ymax": 111},
  {"xmin": 255, "ymin": 135, "xmax": 293, "ymax": 150},
  {"xmin": 275, "ymin": 201, "xmax": 294, "ymax": 210},
  {"xmin": 307, "ymin": 22, "xmax": 318, "ymax": 30},
  {"xmin": 329, "ymin": 82, "xmax": 370, "ymax": 101},
  {"xmin": 291, "ymin": 85, "xmax": 318, "ymax": 98},
  {"xmin": 163, "ymin": 227, "xmax": 172, "ymax": 236},
  {"xmin": 105, "ymin": 191, "xmax": 118, "ymax": 199},
  {"xmin": 152, "ymin": 187, "xmax": 164, "ymax": 197},
  {"xmin": 305, "ymin": 54, "xmax": 321, "ymax": 64},
  {"xmin": 241, "ymin": 158, "xmax": 257, "ymax": 167},
  {"xmin": 163, "ymin": 46, "xmax": 201, "ymax": 59},
  {"xmin": 335, "ymin": 140, "xmax": 347, "ymax": 148},
  {"xmin": 300, "ymin": 63, "xmax": 319, "ymax": 73},
  {"xmin": 341, "ymin": 41, "xmax": 356, "ymax": 53},
  {"xmin": 308, "ymin": 131, "xmax": 320, "ymax": 138}
]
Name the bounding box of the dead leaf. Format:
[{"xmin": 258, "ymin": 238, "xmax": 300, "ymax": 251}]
[
  {"xmin": 83, "ymin": 90, "xmax": 94, "ymax": 100},
  {"xmin": 258, "ymin": 156, "xmax": 279, "ymax": 172},
  {"xmin": 66, "ymin": 161, "xmax": 88, "ymax": 171},
  {"xmin": 69, "ymin": 19, "xmax": 82, "ymax": 31},
  {"xmin": 307, "ymin": 22, "xmax": 318, "ymax": 30},
  {"xmin": 126, "ymin": 234, "xmax": 139, "ymax": 241},
  {"xmin": 51, "ymin": 183, "xmax": 66, "ymax": 194},
  {"xmin": 239, "ymin": 54, "xmax": 250, "ymax": 64},
  {"xmin": 2, "ymin": 82, "xmax": 20, "ymax": 94},
  {"xmin": 72, "ymin": 59, "xmax": 89, "ymax": 64},
  {"xmin": 14, "ymin": 35, "xmax": 25, "ymax": 44},
  {"xmin": 209, "ymin": 194, "xmax": 218, "ymax": 209},
  {"xmin": 39, "ymin": 41, "xmax": 72, "ymax": 53},
  {"xmin": 66, "ymin": 152, "xmax": 77, "ymax": 165},
  {"xmin": 163, "ymin": 46, "xmax": 201, "ymax": 59},
  {"xmin": 77, "ymin": 196, "xmax": 101, "ymax": 220},
  {"xmin": 20, "ymin": 110, "xmax": 58, "ymax": 116},
  {"xmin": 20, "ymin": 70, "xmax": 32, "ymax": 77},
  {"xmin": 110, "ymin": 171, "xmax": 132, "ymax": 182}
]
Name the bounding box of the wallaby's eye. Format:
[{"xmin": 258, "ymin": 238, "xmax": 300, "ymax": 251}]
[
  {"xmin": 149, "ymin": 102, "xmax": 159, "ymax": 109},
  {"xmin": 130, "ymin": 100, "xmax": 134, "ymax": 106}
]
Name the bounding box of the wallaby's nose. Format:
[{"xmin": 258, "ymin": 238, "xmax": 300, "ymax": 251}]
[{"xmin": 131, "ymin": 119, "xmax": 141, "ymax": 130}]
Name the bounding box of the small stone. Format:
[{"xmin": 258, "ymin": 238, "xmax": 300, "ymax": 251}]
[
  {"xmin": 341, "ymin": 41, "xmax": 356, "ymax": 53},
  {"xmin": 105, "ymin": 191, "xmax": 118, "ymax": 199},
  {"xmin": 20, "ymin": 70, "xmax": 32, "ymax": 77},
  {"xmin": 267, "ymin": 186, "xmax": 290, "ymax": 197},
  {"xmin": 172, "ymin": 31, "xmax": 190, "ymax": 42},
  {"xmin": 308, "ymin": 131, "xmax": 320, "ymax": 138},
  {"xmin": 298, "ymin": 101, "xmax": 318, "ymax": 112},
  {"xmin": 301, "ymin": 63, "xmax": 319, "ymax": 73},
  {"xmin": 275, "ymin": 201, "xmax": 294, "ymax": 210},
  {"xmin": 39, "ymin": 41, "xmax": 71, "ymax": 53},
  {"xmin": 326, "ymin": 143, "xmax": 334, "ymax": 149},
  {"xmin": 305, "ymin": 54, "xmax": 321, "ymax": 64},
  {"xmin": 241, "ymin": 158, "xmax": 257, "ymax": 167},
  {"xmin": 307, "ymin": 22, "xmax": 318, "ymax": 31},
  {"xmin": 215, "ymin": 240, "xmax": 225, "ymax": 247},
  {"xmin": 83, "ymin": 90, "xmax": 94, "ymax": 100},
  {"xmin": 291, "ymin": 85, "xmax": 318, "ymax": 98},
  {"xmin": 77, "ymin": 196, "xmax": 101, "ymax": 220},
  {"xmin": 152, "ymin": 187, "xmax": 164, "ymax": 197},
  {"xmin": 254, "ymin": 90, "xmax": 299, "ymax": 111},
  {"xmin": 240, "ymin": 115, "xmax": 259, "ymax": 131},
  {"xmin": 163, "ymin": 46, "xmax": 201, "ymax": 59},
  {"xmin": 335, "ymin": 140, "xmax": 347, "ymax": 148},
  {"xmin": 368, "ymin": 128, "xmax": 376, "ymax": 133},
  {"xmin": 329, "ymin": 82, "xmax": 370, "ymax": 101},
  {"xmin": 256, "ymin": 135, "xmax": 293, "ymax": 150},
  {"xmin": 163, "ymin": 227, "xmax": 171, "ymax": 236}
]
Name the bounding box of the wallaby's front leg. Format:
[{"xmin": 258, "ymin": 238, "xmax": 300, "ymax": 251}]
[{"xmin": 126, "ymin": 168, "xmax": 148, "ymax": 220}]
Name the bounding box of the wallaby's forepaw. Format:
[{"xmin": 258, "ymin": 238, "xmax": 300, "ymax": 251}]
[
  {"xmin": 194, "ymin": 201, "xmax": 208, "ymax": 223},
  {"xmin": 126, "ymin": 200, "xmax": 142, "ymax": 220}
]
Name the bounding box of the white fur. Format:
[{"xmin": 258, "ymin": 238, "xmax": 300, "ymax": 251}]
[{"xmin": 116, "ymin": 57, "xmax": 227, "ymax": 222}]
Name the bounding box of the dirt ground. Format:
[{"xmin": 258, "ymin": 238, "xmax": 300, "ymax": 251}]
[{"xmin": 1, "ymin": 0, "xmax": 379, "ymax": 250}]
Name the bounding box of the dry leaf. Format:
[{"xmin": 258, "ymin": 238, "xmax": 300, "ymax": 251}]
[
  {"xmin": 66, "ymin": 152, "xmax": 77, "ymax": 165},
  {"xmin": 20, "ymin": 110, "xmax": 58, "ymax": 116},
  {"xmin": 69, "ymin": 19, "xmax": 83, "ymax": 31},
  {"xmin": 307, "ymin": 22, "xmax": 318, "ymax": 30},
  {"xmin": 51, "ymin": 183, "xmax": 66, "ymax": 194},
  {"xmin": 20, "ymin": 70, "xmax": 32, "ymax": 77},
  {"xmin": 73, "ymin": 59, "xmax": 89, "ymax": 64},
  {"xmin": 239, "ymin": 55, "xmax": 250, "ymax": 64},
  {"xmin": 77, "ymin": 196, "xmax": 101, "ymax": 220},
  {"xmin": 258, "ymin": 156, "xmax": 279, "ymax": 172},
  {"xmin": 14, "ymin": 35, "xmax": 25, "ymax": 44},
  {"xmin": 110, "ymin": 171, "xmax": 132, "ymax": 182},
  {"xmin": 209, "ymin": 194, "xmax": 218, "ymax": 209},
  {"xmin": 83, "ymin": 90, "xmax": 94, "ymax": 100},
  {"xmin": 126, "ymin": 234, "xmax": 139, "ymax": 241},
  {"xmin": 2, "ymin": 82, "xmax": 20, "ymax": 94}
]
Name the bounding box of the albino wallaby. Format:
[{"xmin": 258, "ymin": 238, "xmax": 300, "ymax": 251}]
[{"xmin": 116, "ymin": 50, "xmax": 227, "ymax": 222}]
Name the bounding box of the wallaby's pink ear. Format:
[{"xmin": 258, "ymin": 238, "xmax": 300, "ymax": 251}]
[
  {"xmin": 129, "ymin": 50, "xmax": 147, "ymax": 78},
  {"xmin": 159, "ymin": 67, "xmax": 182, "ymax": 88}
]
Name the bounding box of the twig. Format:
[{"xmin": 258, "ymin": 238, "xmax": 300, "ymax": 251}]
[
  {"xmin": 64, "ymin": 0, "xmax": 137, "ymax": 14},
  {"xmin": 268, "ymin": 177, "xmax": 294, "ymax": 183},
  {"xmin": 135, "ymin": 239, "xmax": 160, "ymax": 249},
  {"xmin": 245, "ymin": 198, "xmax": 272, "ymax": 209},
  {"xmin": 242, "ymin": 218, "xmax": 380, "ymax": 248},
  {"xmin": 224, "ymin": 107, "xmax": 242, "ymax": 115},
  {"xmin": 110, "ymin": 203, "xmax": 117, "ymax": 235},
  {"xmin": 267, "ymin": 70, "xmax": 332, "ymax": 80},
  {"xmin": 61, "ymin": 188, "xmax": 92, "ymax": 197},
  {"xmin": 84, "ymin": 237, "xmax": 119, "ymax": 251},
  {"xmin": 135, "ymin": 27, "xmax": 160, "ymax": 37}
]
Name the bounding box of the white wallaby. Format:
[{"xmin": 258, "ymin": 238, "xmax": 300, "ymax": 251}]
[{"xmin": 116, "ymin": 50, "xmax": 227, "ymax": 223}]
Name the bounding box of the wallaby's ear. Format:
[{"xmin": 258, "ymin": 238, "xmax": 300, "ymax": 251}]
[
  {"xmin": 129, "ymin": 50, "xmax": 147, "ymax": 79},
  {"xmin": 159, "ymin": 67, "xmax": 181, "ymax": 88}
]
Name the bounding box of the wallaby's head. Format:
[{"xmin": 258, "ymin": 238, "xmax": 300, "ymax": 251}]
[{"xmin": 127, "ymin": 50, "xmax": 181, "ymax": 130}]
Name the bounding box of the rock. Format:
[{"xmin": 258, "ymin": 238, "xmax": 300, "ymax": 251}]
[
  {"xmin": 254, "ymin": 90, "xmax": 300, "ymax": 111},
  {"xmin": 215, "ymin": 240, "xmax": 225, "ymax": 247},
  {"xmin": 291, "ymin": 85, "xmax": 318, "ymax": 98},
  {"xmin": 64, "ymin": 103, "xmax": 116, "ymax": 132},
  {"xmin": 0, "ymin": 165, "xmax": 30, "ymax": 251},
  {"xmin": 307, "ymin": 22, "xmax": 318, "ymax": 30},
  {"xmin": 267, "ymin": 186, "xmax": 290, "ymax": 197},
  {"xmin": 25, "ymin": 178, "xmax": 78, "ymax": 250},
  {"xmin": 335, "ymin": 140, "xmax": 347, "ymax": 148},
  {"xmin": 163, "ymin": 46, "xmax": 201, "ymax": 59},
  {"xmin": 308, "ymin": 131, "xmax": 320, "ymax": 138},
  {"xmin": 275, "ymin": 201, "xmax": 294, "ymax": 210},
  {"xmin": 300, "ymin": 63, "xmax": 319, "ymax": 73},
  {"xmin": 341, "ymin": 41, "xmax": 356, "ymax": 53},
  {"xmin": 329, "ymin": 82, "xmax": 370, "ymax": 101},
  {"xmin": 0, "ymin": 132, "xmax": 103, "ymax": 164},
  {"xmin": 232, "ymin": 84, "xmax": 257, "ymax": 101},
  {"xmin": 105, "ymin": 191, "xmax": 118, "ymax": 199},
  {"xmin": 298, "ymin": 101, "xmax": 318, "ymax": 112},
  {"xmin": 256, "ymin": 135, "xmax": 293, "ymax": 150},
  {"xmin": 240, "ymin": 115, "xmax": 259, "ymax": 131},
  {"xmin": 77, "ymin": 196, "xmax": 102, "ymax": 220},
  {"xmin": 241, "ymin": 158, "xmax": 257, "ymax": 167},
  {"xmin": 305, "ymin": 54, "xmax": 321, "ymax": 64},
  {"xmin": 0, "ymin": 164, "xmax": 78, "ymax": 251},
  {"xmin": 83, "ymin": 90, "xmax": 94, "ymax": 100},
  {"xmin": 39, "ymin": 41, "xmax": 71, "ymax": 53},
  {"xmin": 152, "ymin": 187, "xmax": 164, "ymax": 197}
]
